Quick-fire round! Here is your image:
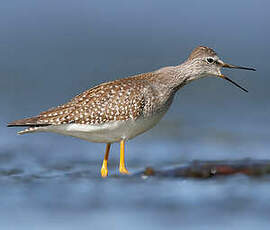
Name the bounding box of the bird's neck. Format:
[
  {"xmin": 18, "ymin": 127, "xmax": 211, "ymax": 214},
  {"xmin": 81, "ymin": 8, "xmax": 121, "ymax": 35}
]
[{"xmin": 153, "ymin": 60, "xmax": 200, "ymax": 92}]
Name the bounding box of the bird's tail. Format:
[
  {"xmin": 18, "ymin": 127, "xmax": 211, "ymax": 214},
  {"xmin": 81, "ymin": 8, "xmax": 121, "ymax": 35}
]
[
  {"xmin": 7, "ymin": 116, "xmax": 40, "ymax": 127},
  {"xmin": 7, "ymin": 116, "xmax": 49, "ymax": 135}
]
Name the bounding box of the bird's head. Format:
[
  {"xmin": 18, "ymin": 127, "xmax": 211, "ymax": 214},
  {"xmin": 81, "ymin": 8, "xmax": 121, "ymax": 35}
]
[{"xmin": 186, "ymin": 46, "xmax": 256, "ymax": 92}]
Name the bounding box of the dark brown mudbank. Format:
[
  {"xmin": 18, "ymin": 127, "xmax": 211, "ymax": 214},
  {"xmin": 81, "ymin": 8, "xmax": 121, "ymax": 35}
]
[{"xmin": 134, "ymin": 159, "xmax": 270, "ymax": 178}]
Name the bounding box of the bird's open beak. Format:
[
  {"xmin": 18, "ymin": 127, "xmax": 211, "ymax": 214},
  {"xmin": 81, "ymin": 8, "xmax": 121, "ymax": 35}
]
[
  {"xmin": 221, "ymin": 63, "xmax": 256, "ymax": 71},
  {"xmin": 217, "ymin": 61, "xmax": 256, "ymax": 93}
]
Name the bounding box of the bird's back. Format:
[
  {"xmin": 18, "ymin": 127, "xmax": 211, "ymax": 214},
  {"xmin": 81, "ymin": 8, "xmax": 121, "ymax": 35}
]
[{"xmin": 8, "ymin": 72, "xmax": 163, "ymax": 133}]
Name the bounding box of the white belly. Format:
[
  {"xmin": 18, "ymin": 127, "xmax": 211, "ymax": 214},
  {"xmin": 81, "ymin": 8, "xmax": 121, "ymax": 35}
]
[{"xmin": 36, "ymin": 111, "xmax": 166, "ymax": 143}]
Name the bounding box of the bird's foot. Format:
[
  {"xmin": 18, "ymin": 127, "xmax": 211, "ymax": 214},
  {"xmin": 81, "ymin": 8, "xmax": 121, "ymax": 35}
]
[
  {"xmin": 101, "ymin": 164, "xmax": 108, "ymax": 178},
  {"xmin": 119, "ymin": 167, "xmax": 130, "ymax": 175}
]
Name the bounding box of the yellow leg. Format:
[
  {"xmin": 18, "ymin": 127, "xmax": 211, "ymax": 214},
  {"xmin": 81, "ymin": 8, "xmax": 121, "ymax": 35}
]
[
  {"xmin": 101, "ymin": 143, "xmax": 111, "ymax": 178},
  {"xmin": 119, "ymin": 140, "xmax": 130, "ymax": 175}
]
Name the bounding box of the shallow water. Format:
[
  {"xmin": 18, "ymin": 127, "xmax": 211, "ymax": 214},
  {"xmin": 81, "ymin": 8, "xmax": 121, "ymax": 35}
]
[
  {"xmin": 1, "ymin": 0, "xmax": 270, "ymax": 229},
  {"xmin": 1, "ymin": 114, "xmax": 270, "ymax": 229}
]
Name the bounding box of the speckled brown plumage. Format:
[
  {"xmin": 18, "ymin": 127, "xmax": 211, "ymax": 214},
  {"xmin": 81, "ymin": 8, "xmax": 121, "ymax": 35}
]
[{"xmin": 9, "ymin": 72, "xmax": 164, "ymax": 127}]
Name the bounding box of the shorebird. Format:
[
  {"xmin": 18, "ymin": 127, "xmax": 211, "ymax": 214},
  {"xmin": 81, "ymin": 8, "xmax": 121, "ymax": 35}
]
[{"xmin": 8, "ymin": 46, "xmax": 256, "ymax": 177}]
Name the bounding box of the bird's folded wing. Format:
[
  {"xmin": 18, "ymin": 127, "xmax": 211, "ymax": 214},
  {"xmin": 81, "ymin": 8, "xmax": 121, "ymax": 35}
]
[{"xmin": 8, "ymin": 75, "xmax": 149, "ymax": 127}]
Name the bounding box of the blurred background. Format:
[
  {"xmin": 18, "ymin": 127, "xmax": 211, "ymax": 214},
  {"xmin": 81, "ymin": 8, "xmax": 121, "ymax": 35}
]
[{"xmin": 1, "ymin": 0, "xmax": 270, "ymax": 229}]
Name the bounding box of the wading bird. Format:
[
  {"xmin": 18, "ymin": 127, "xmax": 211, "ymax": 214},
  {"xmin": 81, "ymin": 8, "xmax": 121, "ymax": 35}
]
[{"xmin": 8, "ymin": 46, "xmax": 256, "ymax": 177}]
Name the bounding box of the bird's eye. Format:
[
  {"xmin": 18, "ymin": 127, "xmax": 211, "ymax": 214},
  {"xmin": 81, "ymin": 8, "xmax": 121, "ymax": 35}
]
[{"xmin": 206, "ymin": 58, "xmax": 214, "ymax": 64}]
